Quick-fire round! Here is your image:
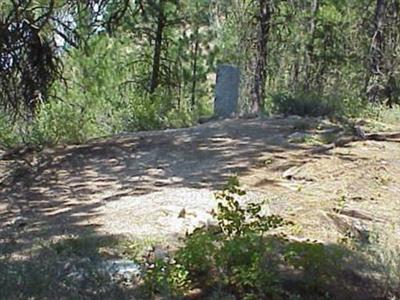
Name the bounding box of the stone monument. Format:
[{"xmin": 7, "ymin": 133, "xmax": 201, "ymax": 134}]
[{"xmin": 214, "ymin": 64, "xmax": 240, "ymax": 118}]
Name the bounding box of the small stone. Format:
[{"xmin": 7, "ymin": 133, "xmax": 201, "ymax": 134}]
[
  {"xmin": 67, "ymin": 271, "xmax": 85, "ymax": 281},
  {"xmin": 12, "ymin": 216, "xmax": 28, "ymax": 228},
  {"xmin": 178, "ymin": 208, "xmax": 186, "ymax": 218},
  {"xmin": 145, "ymin": 246, "xmax": 154, "ymax": 253},
  {"xmin": 185, "ymin": 288, "xmax": 203, "ymax": 299},
  {"xmin": 355, "ymin": 126, "xmax": 366, "ymax": 139},
  {"xmin": 102, "ymin": 259, "xmax": 141, "ymax": 279},
  {"xmin": 318, "ymin": 127, "xmax": 341, "ymax": 134},
  {"xmin": 288, "ymin": 132, "xmax": 309, "ymax": 143},
  {"xmin": 286, "ymin": 115, "xmax": 303, "ymax": 121},
  {"xmin": 282, "ymin": 166, "xmax": 302, "ymax": 179},
  {"xmin": 154, "ymin": 248, "xmax": 168, "ymax": 260},
  {"xmin": 206, "ymin": 218, "xmax": 218, "ymax": 229}
]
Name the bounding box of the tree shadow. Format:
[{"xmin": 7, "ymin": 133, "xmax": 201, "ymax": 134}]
[
  {"xmin": 0, "ymin": 233, "xmax": 140, "ymax": 299},
  {"xmin": 0, "ymin": 114, "xmax": 398, "ymax": 299},
  {"xmin": 144, "ymin": 233, "xmax": 394, "ymax": 300},
  {"xmin": 1, "ymin": 117, "xmax": 384, "ymax": 258},
  {"xmin": 0, "ymin": 118, "xmax": 308, "ymax": 254},
  {"xmin": 0, "ymin": 229, "xmax": 395, "ymax": 299}
]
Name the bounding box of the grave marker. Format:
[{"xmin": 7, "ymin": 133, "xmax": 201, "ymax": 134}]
[{"xmin": 214, "ymin": 64, "xmax": 240, "ymax": 118}]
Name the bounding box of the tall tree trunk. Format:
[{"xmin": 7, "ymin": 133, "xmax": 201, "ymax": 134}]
[
  {"xmin": 191, "ymin": 37, "xmax": 199, "ymax": 109},
  {"xmin": 304, "ymin": 0, "xmax": 319, "ymax": 91},
  {"xmin": 250, "ymin": 0, "xmax": 271, "ymax": 114},
  {"xmin": 366, "ymin": 0, "xmax": 387, "ymax": 103},
  {"xmin": 149, "ymin": 0, "xmax": 165, "ymax": 94},
  {"xmin": 384, "ymin": 0, "xmax": 400, "ymax": 106}
]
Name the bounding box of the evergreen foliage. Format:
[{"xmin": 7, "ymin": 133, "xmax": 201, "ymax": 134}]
[{"xmin": 1, "ymin": 0, "xmax": 400, "ymax": 147}]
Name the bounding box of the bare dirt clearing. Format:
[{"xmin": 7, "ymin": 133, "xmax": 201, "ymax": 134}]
[{"xmin": 1, "ymin": 117, "xmax": 400, "ymax": 254}]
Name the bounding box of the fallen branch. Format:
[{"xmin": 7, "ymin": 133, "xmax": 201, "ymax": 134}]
[
  {"xmin": 365, "ymin": 131, "xmax": 400, "ymax": 141},
  {"xmin": 307, "ymin": 130, "xmax": 400, "ymax": 155}
]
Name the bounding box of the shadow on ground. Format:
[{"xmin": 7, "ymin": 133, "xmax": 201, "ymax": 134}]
[
  {"xmin": 0, "ymin": 118, "xmax": 306, "ymax": 254},
  {"xmin": 0, "ymin": 115, "xmax": 399, "ymax": 299},
  {"xmin": 0, "ymin": 233, "xmax": 139, "ymax": 300},
  {"xmin": 0, "ymin": 231, "xmax": 394, "ymax": 300}
]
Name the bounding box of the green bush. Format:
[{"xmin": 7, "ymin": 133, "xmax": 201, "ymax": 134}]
[
  {"xmin": 0, "ymin": 112, "xmax": 19, "ymax": 148},
  {"xmin": 141, "ymin": 178, "xmax": 354, "ymax": 299},
  {"xmin": 363, "ymin": 103, "xmax": 400, "ymax": 125},
  {"xmin": 0, "ymin": 33, "xmax": 209, "ymax": 148},
  {"xmin": 268, "ymin": 92, "xmax": 350, "ymax": 117},
  {"xmin": 142, "ymin": 178, "xmax": 285, "ymax": 299}
]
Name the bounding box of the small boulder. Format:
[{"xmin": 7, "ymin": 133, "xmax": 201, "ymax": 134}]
[{"xmin": 288, "ymin": 132, "xmax": 309, "ymax": 143}]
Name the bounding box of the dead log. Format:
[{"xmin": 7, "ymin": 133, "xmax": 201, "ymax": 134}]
[
  {"xmin": 365, "ymin": 131, "xmax": 400, "ymax": 141},
  {"xmin": 307, "ymin": 130, "xmax": 400, "ymax": 155}
]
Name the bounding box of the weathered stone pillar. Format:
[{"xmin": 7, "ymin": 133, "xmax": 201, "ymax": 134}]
[{"xmin": 214, "ymin": 64, "xmax": 240, "ymax": 118}]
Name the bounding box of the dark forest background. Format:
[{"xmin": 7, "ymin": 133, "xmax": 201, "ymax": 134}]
[{"xmin": 1, "ymin": 0, "xmax": 400, "ymax": 147}]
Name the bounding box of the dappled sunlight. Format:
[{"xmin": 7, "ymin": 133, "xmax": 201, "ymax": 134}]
[
  {"xmin": 0, "ymin": 118, "xmax": 300, "ymax": 254},
  {"xmin": 1, "ymin": 117, "xmax": 400, "ymax": 267}
]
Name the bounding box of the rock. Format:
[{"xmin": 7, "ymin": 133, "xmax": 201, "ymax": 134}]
[
  {"xmin": 184, "ymin": 288, "xmax": 203, "ymax": 299},
  {"xmin": 286, "ymin": 115, "xmax": 303, "ymax": 121},
  {"xmin": 288, "ymin": 132, "xmax": 309, "ymax": 143},
  {"xmin": 318, "ymin": 127, "xmax": 342, "ymax": 134},
  {"xmin": 338, "ymin": 208, "xmax": 375, "ymax": 222},
  {"xmin": 282, "ymin": 166, "xmax": 302, "ymax": 179},
  {"xmin": 98, "ymin": 247, "xmax": 120, "ymax": 258},
  {"xmin": 205, "ymin": 217, "xmax": 218, "ymax": 229},
  {"xmin": 153, "ymin": 248, "xmax": 168, "ymax": 260},
  {"xmin": 101, "ymin": 259, "xmax": 141, "ymax": 280},
  {"xmin": 67, "ymin": 271, "xmax": 85, "ymax": 282},
  {"xmin": 355, "ymin": 126, "xmax": 366, "ymax": 139},
  {"xmin": 326, "ymin": 212, "xmax": 370, "ymax": 243},
  {"xmin": 183, "ymin": 209, "xmax": 217, "ymax": 233},
  {"xmin": 10, "ymin": 216, "xmax": 28, "ymax": 228},
  {"xmin": 316, "ymin": 119, "xmax": 335, "ymax": 129},
  {"xmin": 145, "ymin": 245, "xmax": 169, "ymax": 263},
  {"xmin": 178, "ymin": 208, "xmax": 186, "ymax": 218}
]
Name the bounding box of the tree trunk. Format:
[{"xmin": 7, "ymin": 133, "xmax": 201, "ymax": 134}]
[
  {"xmin": 366, "ymin": 0, "xmax": 387, "ymax": 103},
  {"xmin": 149, "ymin": 0, "xmax": 165, "ymax": 94},
  {"xmin": 304, "ymin": 0, "xmax": 319, "ymax": 91},
  {"xmin": 191, "ymin": 37, "xmax": 199, "ymax": 109},
  {"xmin": 250, "ymin": 0, "xmax": 271, "ymax": 115},
  {"xmin": 384, "ymin": 0, "xmax": 400, "ymax": 106}
]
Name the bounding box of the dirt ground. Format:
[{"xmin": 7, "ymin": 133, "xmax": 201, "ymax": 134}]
[{"xmin": 1, "ymin": 116, "xmax": 400, "ymax": 255}]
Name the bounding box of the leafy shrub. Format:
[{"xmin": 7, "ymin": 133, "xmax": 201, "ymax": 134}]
[
  {"xmin": 31, "ymin": 99, "xmax": 104, "ymax": 145},
  {"xmin": 283, "ymin": 242, "xmax": 347, "ymax": 293},
  {"xmin": 269, "ymin": 92, "xmax": 347, "ymax": 117},
  {"xmin": 0, "ymin": 112, "xmax": 19, "ymax": 148},
  {"xmin": 363, "ymin": 103, "xmax": 400, "ymax": 125},
  {"xmin": 142, "ymin": 177, "xmax": 285, "ymax": 299},
  {"xmin": 141, "ymin": 178, "xmax": 359, "ymax": 299},
  {"xmin": 0, "ymin": 33, "xmax": 207, "ymax": 148}
]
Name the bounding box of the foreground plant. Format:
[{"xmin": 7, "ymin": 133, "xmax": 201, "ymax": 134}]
[{"xmin": 143, "ymin": 177, "xmax": 288, "ymax": 299}]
